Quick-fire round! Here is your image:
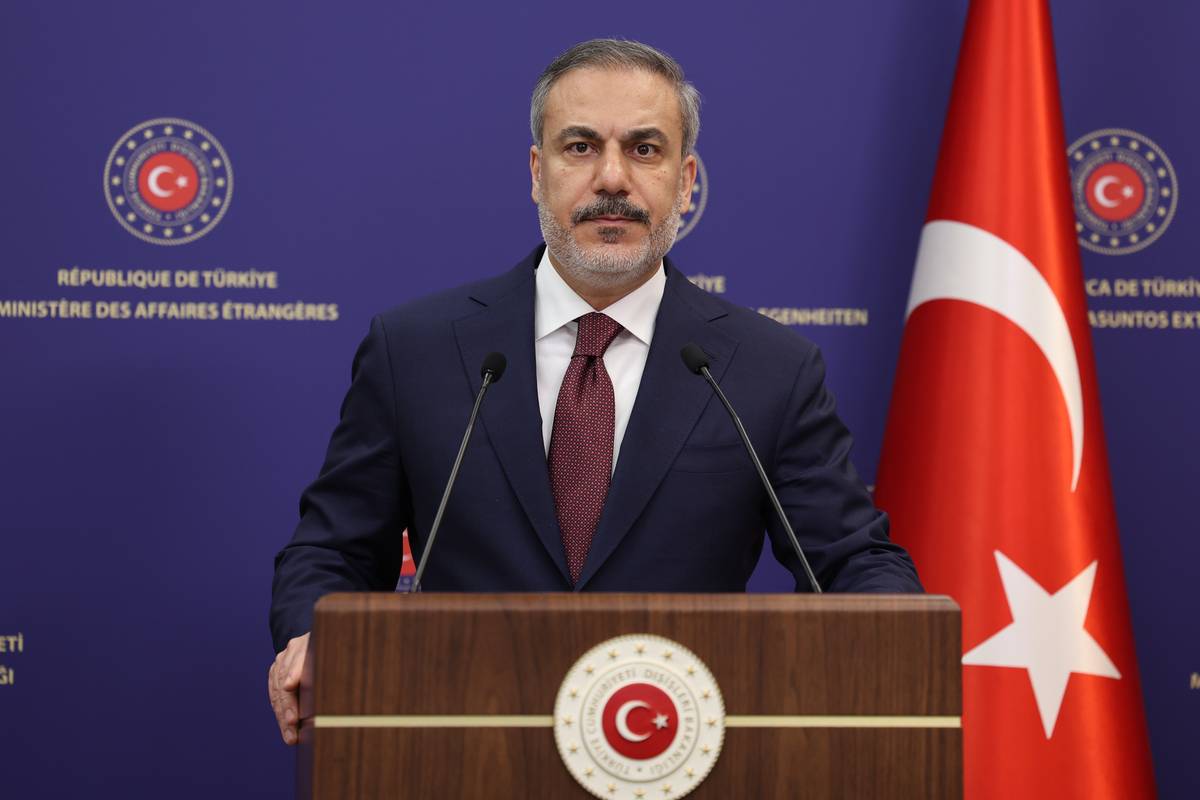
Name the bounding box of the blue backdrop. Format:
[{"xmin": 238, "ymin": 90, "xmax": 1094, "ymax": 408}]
[{"xmin": 0, "ymin": 1, "xmax": 1194, "ymax": 796}]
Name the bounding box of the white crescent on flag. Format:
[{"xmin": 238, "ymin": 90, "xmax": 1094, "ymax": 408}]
[{"xmin": 906, "ymin": 220, "xmax": 1084, "ymax": 490}]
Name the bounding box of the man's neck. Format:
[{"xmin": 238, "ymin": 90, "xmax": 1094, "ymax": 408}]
[{"xmin": 545, "ymin": 250, "xmax": 661, "ymax": 311}]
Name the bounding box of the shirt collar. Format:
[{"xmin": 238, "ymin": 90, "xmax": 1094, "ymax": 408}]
[{"xmin": 534, "ymin": 247, "xmax": 665, "ymax": 345}]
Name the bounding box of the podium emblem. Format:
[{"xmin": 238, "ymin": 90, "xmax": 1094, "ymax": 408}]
[{"xmin": 554, "ymin": 634, "xmax": 725, "ymax": 798}]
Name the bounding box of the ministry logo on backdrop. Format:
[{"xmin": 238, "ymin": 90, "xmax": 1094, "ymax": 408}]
[
  {"xmin": 676, "ymin": 152, "xmax": 708, "ymax": 241},
  {"xmin": 1068, "ymin": 128, "xmax": 1177, "ymax": 256},
  {"xmin": 103, "ymin": 118, "xmax": 233, "ymax": 246}
]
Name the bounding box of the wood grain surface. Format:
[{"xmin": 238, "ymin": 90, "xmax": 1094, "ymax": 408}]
[{"xmin": 298, "ymin": 593, "xmax": 961, "ymax": 799}]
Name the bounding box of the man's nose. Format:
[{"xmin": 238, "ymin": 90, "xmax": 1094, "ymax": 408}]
[{"xmin": 592, "ymin": 146, "xmax": 632, "ymax": 195}]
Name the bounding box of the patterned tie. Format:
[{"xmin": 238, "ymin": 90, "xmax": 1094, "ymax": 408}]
[{"xmin": 548, "ymin": 312, "xmax": 624, "ymax": 584}]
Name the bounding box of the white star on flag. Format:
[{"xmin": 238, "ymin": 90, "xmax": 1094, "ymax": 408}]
[
  {"xmin": 962, "ymin": 550, "xmax": 1121, "ymax": 738},
  {"xmin": 653, "ymin": 713, "xmax": 670, "ymax": 730}
]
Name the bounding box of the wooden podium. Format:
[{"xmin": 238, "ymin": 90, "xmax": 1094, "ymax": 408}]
[{"xmin": 297, "ymin": 593, "xmax": 961, "ymax": 799}]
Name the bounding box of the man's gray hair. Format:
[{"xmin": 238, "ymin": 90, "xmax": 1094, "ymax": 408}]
[{"xmin": 530, "ymin": 38, "xmax": 701, "ymax": 156}]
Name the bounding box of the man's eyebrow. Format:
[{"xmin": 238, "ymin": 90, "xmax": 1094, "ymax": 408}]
[
  {"xmin": 622, "ymin": 127, "xmax": 668, "ymax": 144},
  {"xmin": 553, "ymin": 126, "xmax": 671, "ymax": 145},
  {"xmin": 555, "ymin": 125, "xmax": 600, "ymax": 143}
]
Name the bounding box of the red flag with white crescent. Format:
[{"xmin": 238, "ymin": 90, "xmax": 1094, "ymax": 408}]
[
  {"xmin": 875, "ymin": 1, "xmax": 1157, "ymax": 796},
  {"xmin": 397, "ymin": 528, "xmax": 416, "ymax": 591}
]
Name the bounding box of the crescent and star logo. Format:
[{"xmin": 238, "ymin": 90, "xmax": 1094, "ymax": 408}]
[
  {"xmin": 675, "ymin": 152, "xmax": 708, "ymax": 242},
  {"xmin": 1068, "ymin": 128, "xmax": 1177, "ymax": 256},
  {"xmin": 602, "ymin": 683, "xmax": 678, "ymax": 759},
  {"xmin": 554, "ymin": 634, "xmax": 725, "ymax": 799},
  {"xmin": 103, "ymin": 118, "xmax": 233, "ymax": 245}
]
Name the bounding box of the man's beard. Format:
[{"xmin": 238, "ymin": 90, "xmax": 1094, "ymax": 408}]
[{"xmin": 537, "ymin": 185, "xmax": 683, "ymax": 289}]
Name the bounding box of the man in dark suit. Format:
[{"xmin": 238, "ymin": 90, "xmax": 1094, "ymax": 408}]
[{"xmin": 268, "ymin": 39, "xmax": 921, "ymax": 745}]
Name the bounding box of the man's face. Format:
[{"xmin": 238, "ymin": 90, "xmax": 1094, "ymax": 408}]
[{"xmin": 531, "ymin": 67, "xmax": 697, "ymax": 288}]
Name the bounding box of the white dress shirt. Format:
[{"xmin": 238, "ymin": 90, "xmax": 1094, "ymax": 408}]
[{"xmin": 534, "ymin": 248, "xmax": 666, "ymax": 472}]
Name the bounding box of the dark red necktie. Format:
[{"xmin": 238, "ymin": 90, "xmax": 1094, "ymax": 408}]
[{"xmin": 548, "ymin": 312, "xmax": 624, "ymax": 584}]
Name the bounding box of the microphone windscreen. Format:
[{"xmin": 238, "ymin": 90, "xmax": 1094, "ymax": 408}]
[
  {"xmin": 680, "ymin": 343, "xmax": 710, "ymax": 375},
  {"xmin": 481, "ymin": 352, "xmax": 507, "ymax": 382}
]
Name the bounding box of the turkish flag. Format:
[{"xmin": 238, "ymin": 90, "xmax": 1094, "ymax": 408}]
[
  {"xmin": 875, "ymin": 1, "xmax": 1157, "ymax": 797},
  {"xmin": 396, "ymin": 529, "xmax": 417, "ymax": 591}
]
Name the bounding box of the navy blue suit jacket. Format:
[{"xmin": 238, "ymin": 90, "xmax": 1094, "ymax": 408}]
[{"xmin": 270, "ymin": 246, "xmax": 921, "ymax": 650}]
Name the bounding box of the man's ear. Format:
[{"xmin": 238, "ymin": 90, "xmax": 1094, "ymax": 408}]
[
  {"xmin": 530, "ymin": 145, "xmax": 541, "ymax": 204},
  {"xmin": 678, "ymin": 153, "xmax": 697, "ymax": 211}
]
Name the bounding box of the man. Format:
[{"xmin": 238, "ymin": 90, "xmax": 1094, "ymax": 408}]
[{"xmin": 268, "ymin": 39, "xmax": 921, "ymax": 746}]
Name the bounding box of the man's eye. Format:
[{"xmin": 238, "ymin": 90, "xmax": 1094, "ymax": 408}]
[
  {"xmin": 634, "ymin": 143, "xmax": 657, "ymax": 156},
  {"xmin": 569, "ymin": 142, "xmax": 591, "ymax": 154}
]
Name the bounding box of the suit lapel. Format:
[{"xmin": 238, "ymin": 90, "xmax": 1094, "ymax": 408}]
[
  {"xmin": 575, "ymin": 264, "xmax": 738, "ymax": 588},
  {"xmin": 454, "ymin": 251, "xmax": 572, "ymax": 584}
]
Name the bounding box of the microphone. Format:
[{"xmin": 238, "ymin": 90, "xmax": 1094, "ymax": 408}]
[
  {"xmin": 680, "ymin": 343, "xmax": 822, "ymax": 593},
  {"xmin": 410, "ymin": 352, "xmax": 507, "ymax": 591}
]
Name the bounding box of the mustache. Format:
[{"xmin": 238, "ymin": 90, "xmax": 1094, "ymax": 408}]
[{"xmin": 571, "ymin": 196, "xmax": 651, "ymax": 226}]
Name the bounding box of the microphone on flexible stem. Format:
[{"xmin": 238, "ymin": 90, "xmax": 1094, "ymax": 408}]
[
  {"xmin": 411, "ymin": 352, "xmax": 507, "ymax": 592},
  {"xmin": 680, "ymin": 343, "xmax": 822, "ymax": 593}
]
